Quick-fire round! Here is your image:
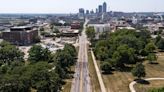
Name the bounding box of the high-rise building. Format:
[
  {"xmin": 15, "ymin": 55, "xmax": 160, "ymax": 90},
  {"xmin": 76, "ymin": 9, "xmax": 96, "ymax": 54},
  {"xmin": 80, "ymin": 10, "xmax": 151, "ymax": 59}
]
[
  {"xmin": 103, "ymin": 2, "xmax": 107, "ymax": 13},
  {"xmin": 96, "ymin": 8, "xmax": 98, "ymax": 14},
  {"xmin": 79, "ymin": 8, "xmax": 85, "ymax": 14},
  {"xmin": 98, "ymin": 5, "xmax": 103, "ymax": 13},
  {"xmin": 90, "ymin": 10, "xmax": 94, "ymax": 14},
  {"xmin": 86, "ymin": 10, "xmax": 89, "ymax": 15},
  {"xmin": 78, "ymin": 8, "xmax": 85, "ymax": 19}
]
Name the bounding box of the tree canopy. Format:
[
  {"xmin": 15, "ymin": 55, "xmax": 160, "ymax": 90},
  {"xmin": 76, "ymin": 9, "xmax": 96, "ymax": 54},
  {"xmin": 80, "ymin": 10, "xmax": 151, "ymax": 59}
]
[
  {"xmin": 131, "ymin": 63, "xmax": 146, "ymax": 79},
  {"xmin": 0, "ymin": 41, "xmax": 24, "ymax": 65},
  {"xmin": 93, "ymin": 29, "xmax": 152, "ymax": 71},
  {"xmin": 0, "ymin": 42, "xmax": 77, "ymax": 92},
  {"xmin": 28, "ymin": 45, "xmax": 51, "ymax": 62},
  {"xmin": 54, "ymin": 44, "xmax": 77, "ymax": 78},
  {"xmin": 147, "ymin": 53, "xmax": 157, "ymax": 64},
  {"xmin": 86, "ymin": 26, "xmax": 96, "ymax": 41},
  {"xmin": 156, "ymin": 37, "xmax": 164, "ymax": 50},
  {"xmin": 0, "ymin": 62, "xmax": 61, "ymax": 92}
]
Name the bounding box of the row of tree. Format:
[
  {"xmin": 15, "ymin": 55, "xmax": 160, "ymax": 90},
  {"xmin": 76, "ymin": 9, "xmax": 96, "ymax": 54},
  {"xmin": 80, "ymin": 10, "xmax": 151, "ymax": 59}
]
[
  {"xmin": 0, "ymin": 41, "xmax": 77, "ymax": 92},
  {"xmin": 53, "ymin": 44, "xmax": 77, "ymax": 79}
]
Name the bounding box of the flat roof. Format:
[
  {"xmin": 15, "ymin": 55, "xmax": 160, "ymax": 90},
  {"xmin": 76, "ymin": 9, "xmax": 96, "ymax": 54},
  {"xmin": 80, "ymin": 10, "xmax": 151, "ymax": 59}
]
[
  {"xmin": 11, "ymin": 26, "xmax": 33, "ymax": 29},
  {"xmin": 88, "ymin": 24, "xmax": 110, "ymax": 27}
]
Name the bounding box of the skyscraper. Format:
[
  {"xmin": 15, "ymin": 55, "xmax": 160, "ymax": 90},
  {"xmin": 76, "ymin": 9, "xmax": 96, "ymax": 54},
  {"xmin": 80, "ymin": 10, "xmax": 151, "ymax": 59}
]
[
  {"xmin": 79, "ymin": 8, "xmax": 85, "ymax": 14},
  {"xmin": 86, "ymin": 10, "xmax": 89, "ymax": 14},
  {"xmin": 98, "ymin": 5, "xmax": 103, "ymax": 13},
  {"xmin": 96, "ymin": 8, "xmax": 98, "ymax": 14},
  {"xmin": 90, "ymin": 10, "xmax": 94, "ymax": 14},
  {"xmin": 103, "ymin": 2, "xmax": 107, "ymax": 13},
  {"xmin": 78, "ymin": 8, "xmax": 85, "ymax": 19}
]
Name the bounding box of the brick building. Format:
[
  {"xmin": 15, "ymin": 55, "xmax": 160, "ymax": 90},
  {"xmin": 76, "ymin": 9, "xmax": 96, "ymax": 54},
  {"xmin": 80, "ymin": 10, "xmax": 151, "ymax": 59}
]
[
  {"xmin": 2, "ymin": 26, "xmax": 38, "ymax": 45},
  {"xmin": 71, "ymin": 22, "xmax": 81, "ymax": 29}
]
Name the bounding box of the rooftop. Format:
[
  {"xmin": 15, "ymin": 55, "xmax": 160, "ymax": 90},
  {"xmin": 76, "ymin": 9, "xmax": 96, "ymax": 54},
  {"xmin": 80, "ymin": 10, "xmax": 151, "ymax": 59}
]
[{"xmin": 11, "ymin": 26, "xmax": 33, "ymax": 29}]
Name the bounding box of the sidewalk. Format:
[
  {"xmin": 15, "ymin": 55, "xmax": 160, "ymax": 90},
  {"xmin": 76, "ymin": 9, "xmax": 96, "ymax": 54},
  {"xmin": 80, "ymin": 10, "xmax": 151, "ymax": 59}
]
[
  {"xmin": 91, "ymin": 50, "xmax": 107, "ymax": 92},
  {"xmin": 129, "ymin": 78, "xmax": 164, "ymax": 92}
]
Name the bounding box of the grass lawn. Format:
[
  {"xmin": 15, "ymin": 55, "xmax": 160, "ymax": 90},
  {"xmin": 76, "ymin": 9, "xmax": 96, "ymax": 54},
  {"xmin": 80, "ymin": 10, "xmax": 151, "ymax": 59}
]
[
  {"xmin": 99, "ymin": 53, "xmax": 164, "ymax": 92},
  {"xmin": 88, "ymin": 51, "xmax": 101, "ymax": 92},
  {"xmin": 134, "ymin": 80, "xmax": 164, "ymax": 92}
]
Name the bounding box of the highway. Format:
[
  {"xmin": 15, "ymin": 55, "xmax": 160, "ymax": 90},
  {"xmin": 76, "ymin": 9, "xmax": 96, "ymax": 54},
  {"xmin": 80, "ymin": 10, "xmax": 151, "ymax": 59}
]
[{"xmin": 71, "ymin": 19, "xmax": 91, "ymax": 92}]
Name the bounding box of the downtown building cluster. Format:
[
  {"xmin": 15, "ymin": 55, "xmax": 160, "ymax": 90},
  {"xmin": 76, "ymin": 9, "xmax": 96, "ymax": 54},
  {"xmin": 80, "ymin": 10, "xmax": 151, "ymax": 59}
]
[{"xmin": 78, "ymin": 2, "xmax": 107, "ymax": 19}]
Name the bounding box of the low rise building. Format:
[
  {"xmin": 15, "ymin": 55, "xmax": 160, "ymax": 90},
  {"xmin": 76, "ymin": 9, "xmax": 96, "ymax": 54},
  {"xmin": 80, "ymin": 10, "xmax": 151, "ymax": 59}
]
[
  {"xmin": 88, "ymin": 24, "xmax": 110, "ymax": 39},
  {"xmin": 60, "ymin": 28, "xmax": 79, "ymax": 37},
  {"xmin": 71, "ymin": 22, "xmax": 81, "ymax": 29},
  {"xmin": 2, "ymin": 26, "xmax": 38, "ymax": 45},
  {"xmin": 116, "ymin": 26, "xmax": 135, "ymax": 30},
  {"xmin": 88, "ymin": 24, "xmax": 110, "ymax": 33},
  {"xmin": 56, "ymin": 26, "xmax": 79, "ymax": 37}
]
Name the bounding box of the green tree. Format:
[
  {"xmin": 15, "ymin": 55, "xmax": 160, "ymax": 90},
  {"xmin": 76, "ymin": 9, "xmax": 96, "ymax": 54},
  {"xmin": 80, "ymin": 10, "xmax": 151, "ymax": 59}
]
[
  {"xmin": 54, "ymin": 44, "xmax": 77, "ymax": 77},
  {"xmin": 147, "ymin": 53, "xmax": 157, "ymax": 64},
  {"xmin": 86, "ymin": 27, "xmax": 95, "ymax": 41},
  {"xmin": 95, "ymin": 46, "xmax": 108, "ymax": 61},
  {"xmin": 0, "ymin": 65, "xmax": 30, "ymax": 92},
  {"xmin": 0, "ymin": 41, "xmax": 11, "ymax": 47},
  {"xmin": 55, "ymin": 50, "xmax": 74, "ymax": 72},
  {"xmin": 117, "ymin": 45, "xmax": 136, "ymax": 64},
  {"xmin": 55, "ymin": 65, "xmax": 66, "ymax": 79},
  {"xmin": 0, "ymin": 43, "xmax": 24, "ymax": 64},
  {"xmin": 64, "ymin": 44, "xmax": 77, "ymax": 58},
  {"xmin": 132, "ymin": 63, "xmax": 146, "ymax": 79},
  {"xmin": 0, "ymin": 65, "xmax": 8, "ymax": 74},
  {"xmin": 112, "ymin": 51, "xmax": 122, "ymax": 68},
  {"xmin": 94, "ymin": 40, "xmax": 109, "ymax": 61},
  {"xmin": 100, "ymin": 62, "xmax": 112, "ymax": 73},
  {"xmin": 0, "ymin": 60, "xmax": 62, "ymax": 92},
  {"xmin": 140, "ymin": 49, "xmax": 148, "ymax": 56},
  {"xmin": 155, "ymin": 35, "xmax": 162, "ymax": 44},
  {"xmin": 99, "ymin": 31, "xmax": 110, "ymax": 40},
  {"xmin": 156, "ymin": 38, "xmax": 164, "ymax": 50},
  {"xmin": 94, "ymin": 29, "xmax": 151, "ymax": 70},
  {"xmin": 25, "ymin": 62, "xmax": 61, "ymax": 92},
  {"xmin": 28, "ymin": 45, "xmax": 51, "ymax": 62},
  {"xmin": 145, "ymin": 42, "xmax": 156, "ymax": 53}
]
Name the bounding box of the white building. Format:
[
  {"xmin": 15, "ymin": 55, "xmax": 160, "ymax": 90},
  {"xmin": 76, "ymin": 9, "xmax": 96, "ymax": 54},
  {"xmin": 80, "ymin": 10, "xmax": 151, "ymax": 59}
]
[
  {"xmin": 88, "ymin": 24, "xmax": 110, "ymax": 39},
  {"xmin": 132, "ymin": 17, "xmax": 138, "ymax": 24},
  {"xmin": 88, "ymin": 24, "xmax": 110, "ymax": 32}
]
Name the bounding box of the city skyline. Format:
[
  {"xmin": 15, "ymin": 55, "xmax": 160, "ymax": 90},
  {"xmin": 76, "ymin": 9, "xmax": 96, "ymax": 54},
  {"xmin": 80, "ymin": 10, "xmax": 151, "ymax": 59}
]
[{"xmin": 0, "ymin": 0, "xmax": 164, "ymax": 14}]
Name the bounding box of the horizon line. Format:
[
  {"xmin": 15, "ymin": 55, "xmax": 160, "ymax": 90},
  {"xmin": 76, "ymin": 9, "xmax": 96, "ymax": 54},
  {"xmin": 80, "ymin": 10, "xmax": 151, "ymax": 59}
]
[{"xmin": 0, "ymin": 11, "xmax": 164, "ymax": 15}]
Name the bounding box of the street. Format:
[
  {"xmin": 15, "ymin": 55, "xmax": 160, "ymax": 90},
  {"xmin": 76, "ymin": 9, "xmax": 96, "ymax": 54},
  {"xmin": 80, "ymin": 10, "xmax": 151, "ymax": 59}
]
[{"xmin": 71, "ymin": 19, "xmax": 91, "ymax": 92}]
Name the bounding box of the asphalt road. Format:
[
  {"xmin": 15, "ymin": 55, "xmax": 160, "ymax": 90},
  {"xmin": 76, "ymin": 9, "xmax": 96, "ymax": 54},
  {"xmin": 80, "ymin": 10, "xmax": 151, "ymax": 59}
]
[{"xmin": 71, "ymin": 19, "xmax": 91, "ymax": 92}]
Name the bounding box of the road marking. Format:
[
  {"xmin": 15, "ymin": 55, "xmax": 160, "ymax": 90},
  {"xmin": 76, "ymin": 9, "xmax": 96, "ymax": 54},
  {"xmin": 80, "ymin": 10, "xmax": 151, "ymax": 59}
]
[{"xmin": 71, "ymin": 20, "xmax": 91, "ymax": 92}]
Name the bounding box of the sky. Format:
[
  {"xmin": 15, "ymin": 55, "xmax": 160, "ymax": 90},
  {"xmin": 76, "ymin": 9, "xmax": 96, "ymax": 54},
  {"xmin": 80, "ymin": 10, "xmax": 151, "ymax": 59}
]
[{"xmin": 0, "ymin": 0, "xmax": 163, "ymax": 13}]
